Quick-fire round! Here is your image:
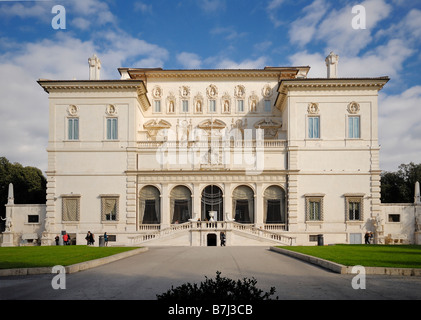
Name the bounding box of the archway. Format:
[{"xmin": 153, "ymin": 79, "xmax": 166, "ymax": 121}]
[
  {"xmin": 264, "ymin": 185, "xmax": 286, "ymax": 224},
  {"xmin": 232, "ymin": 185, "xmax": 254, "ymax": 223},
  {"xmin": 170, "ymin": 186, "xmax": 192, "ymax": 224},
  {"xmin": 139, "ymin": 186, "xmax": 161, "ymax": 224},
  {"xmin": 201, "ymin": 185, "xmax": 223, "ymax": 221}
]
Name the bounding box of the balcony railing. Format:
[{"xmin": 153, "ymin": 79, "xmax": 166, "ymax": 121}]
[{"xmin": 137, "ymin": 140, "xmax": 287, "ymax": 149}]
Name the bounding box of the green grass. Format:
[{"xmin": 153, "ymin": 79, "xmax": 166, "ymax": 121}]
[
  {"xmin": 277, "ymin": 245, "xmax": 421, "ymax": 269},
  {"xmin": 0, "ymin": 246, "xmax": 139, "ymax": 269}
]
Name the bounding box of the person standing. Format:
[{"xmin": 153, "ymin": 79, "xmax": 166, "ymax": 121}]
[{"xmin": 104, "ymin": 232, "xmax": 108, "ymax": 246}]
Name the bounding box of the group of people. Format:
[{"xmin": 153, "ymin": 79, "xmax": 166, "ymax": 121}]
[
  {"xmin": 54, "ymin": 231, "xmax": 109, "ymax": 246},
  {"xmin": 54, "ymin": 232, "xmax": 71, "ymax": 245}
]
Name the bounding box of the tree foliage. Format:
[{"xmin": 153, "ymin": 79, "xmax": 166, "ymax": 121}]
[
  {"xmin": 0, "ymin": 157, "xmax": 46, "ymax": 219},
  {"xmin": 156, "ymin": 271, "xmax": 277, "ymax": 301},
  {"xmin": 381, "ymin": 162, "xmax": 421, "ymax": 203}
]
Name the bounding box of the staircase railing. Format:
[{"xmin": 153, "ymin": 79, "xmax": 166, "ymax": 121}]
[{"xmin": 128, "ymin": 221, "xmax": 295, "ymax": 245}]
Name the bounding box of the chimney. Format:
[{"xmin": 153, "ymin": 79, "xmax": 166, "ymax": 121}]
[
  {"xmin": 88, "ymin": 54, "xmax": 101, "ymax": 80},
  {"xmin": 325, "ymin": 52, "xmax": 339, "ymax": 78}
]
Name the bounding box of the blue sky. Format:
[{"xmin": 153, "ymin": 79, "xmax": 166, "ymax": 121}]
[{"xmin": 0, "ymin": 0, "xmax": 420, "ymax": 173}]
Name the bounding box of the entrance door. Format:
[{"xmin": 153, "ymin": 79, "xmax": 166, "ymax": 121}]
[{"xmin": 207, "ymin": 233, "xmax": 217, "ymax": 246}]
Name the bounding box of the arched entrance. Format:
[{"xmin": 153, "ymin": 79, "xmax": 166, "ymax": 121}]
[
  {"xmin": 232, "ymin": 185, "xmax": 254, "ymax": 223},
  {"xmin": 139, "ymin": 186, "xmax": 161, "ymax": 224},
  {"xmin": 207, "ymin": 233, "xmax": 217, "ymax": 246},
  {"xmin": 201, "ymin": 185, "xmax": 223, "ymax": 221},
  {"xmin": 170, "ymin": 186, "xmax": 192, "ymax": 224},
  {"xmin": 264, "ymin": 185, "xmax": 286, "ymax": 224}
]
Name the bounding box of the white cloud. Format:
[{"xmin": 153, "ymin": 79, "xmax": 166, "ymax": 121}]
[
  {"xmin": 0, "ymin": 30, "xmax": 169, "ymax": 172},
  {"xmin": 215, "ymin": 56, "xmax": 268, "ymax": 69},
  {"xmin": 379, "ymin": 86, "xmax": 421, "ymax": 171},
  {"xmin": 288, "ymin": 0, "xmax": 328, "ymax": 47},
  {"xmin": 197, "ymin": 0, "xmax": 226, "ymax": 13},
  {"xmin": 176, "ymin": 52, "xmax": 203, "ymax": 69},
  {"xmin": 210, "ymin": 26, "xmax": 247, "ymax": 41},
  {"xmin": 266, "ymin": 0, "xmax": 286, "ymax": 27}
]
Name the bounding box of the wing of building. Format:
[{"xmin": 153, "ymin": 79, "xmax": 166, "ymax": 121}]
[{"xmin": 3, "ymin": 53, "xmax": 421, "ymax": 247}]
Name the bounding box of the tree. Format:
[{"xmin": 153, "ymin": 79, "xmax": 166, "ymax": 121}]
[
  {"xmin": 0, "ymin": 157, "xmax": 46, "ymax": 228},
  {"xmin": 156, "ymin": 271, "xmax": 277, "ymax": 301},
  {"xmin": 381, "ymin": 162, "xmax": 421, "ymax": 203}
]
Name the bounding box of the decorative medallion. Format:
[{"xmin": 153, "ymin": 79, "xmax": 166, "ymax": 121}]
[
  {"xmin": 207, "ymin": 84, "xmax": 218, "ymax": 99},
  {"xmin": 179, "ymin": 86, "xmax": 190, "ymax": 98},
  {"xmin": 234, "ymin": 85, "xmax": 245, "ymax": 99},
  {"xmin": 106, "ymin": 104, "xmax": 117, "ymax": 115},
  {"xmin": 347, "ymin": 101, "xmax": 360, "ymax": 114},
  {"xmin": 307, "ymin": 103, "xmax": 319, "ymax": 114},
  {"xmin": 67, "ymin": 105, "xmax": 79, "ymax": 116},
  {"xmin": 152, "ymin": 86, "xmax": 163, "ymax": 99},
  {"xmin": 262, "ymin": 84, "xmax": 273, "ymax": 98}
]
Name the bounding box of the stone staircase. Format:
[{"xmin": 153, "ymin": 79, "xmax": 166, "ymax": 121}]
[{"xmin": 128, "ymin": 221, "xmax": 295, "ymax": 246}]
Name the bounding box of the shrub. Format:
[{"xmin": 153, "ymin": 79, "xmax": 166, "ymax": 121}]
[{"xmin": 156, "ymin": 271, "xmax": 277, "ymax": 300}]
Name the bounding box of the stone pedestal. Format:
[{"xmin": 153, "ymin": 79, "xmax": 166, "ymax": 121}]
[{"xmin": 1, "ymin": 232, "xmax": 14, "ymax": 247}]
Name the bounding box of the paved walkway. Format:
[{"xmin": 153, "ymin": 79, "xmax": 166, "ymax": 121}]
[{"xmin": 1, "ymin": 246, "xmax": 420, "ymax": 300}]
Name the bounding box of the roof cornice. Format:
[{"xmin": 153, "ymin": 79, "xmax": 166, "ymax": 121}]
[
  {"xmin": 37, "ymin": 79, "xmax": 146, "ymax": 93},
  {"xmin": 120, "ymin": 67, "xmax": 310, "ymax": 80},
  {"xmin": 275, "ymin": 77, "xmax": 390, "ymax": 111}
]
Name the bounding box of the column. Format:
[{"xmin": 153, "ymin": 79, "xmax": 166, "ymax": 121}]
[
  {"xmin": 255, "ymin": 183, "xmax": 264, "ymax": 228},
  {"xmin": 161, "ymin": 184, "xmax": 170, "ymax": 229}
]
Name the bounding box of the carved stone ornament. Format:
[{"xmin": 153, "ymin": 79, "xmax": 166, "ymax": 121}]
[
  {"xmin": 254, "ymin": 118, "xmax": 282, "ymax": 139},
  {"xmin": 106, "ymin": 104, "xmax": 117, "ymax": 115},
  {"xmin": 262, "ymin": 84, "xmax": 273, "ymax": 98},
  {"xmin": 207, "ymin": 84, "xmax": 218, "ymax": 99},
  {"xmin": 67, "ymin": 105, "xmax": 79, "ymax": 116},
  {"xmin": 152, "ymin": 86, "xmax": 163, "ymax": 99},
  {"xmin": 167, "ymin": 92, "xmax": 176, "ymax": 113},
  {"xmin": 143, "ymin": 119, "xmax": 172, "ymax": 140},
  {"xmin": 347, "ymin": 101, "xmax": 360, "ymax": 114},
  {"xmin": 249, "ymin": 92, "xmax": 259, "ymax": 113},
  {"xmin": 234, "ymin": 85, "xmax": 245, "ymax": 99},
  {"xmin": 221, "ymin": 92, "xmax": 231, "ymax": 113},
  {"xmin": 307, "ymin": 103, "xmax": 319, "ymax": 114},
  {"xmin": 179, "ymin": 86, "xmax": 190, "ymax": 98},
  {"xmin": 194, "ymin": 93, "xmax": 204, "ymax": 113}
]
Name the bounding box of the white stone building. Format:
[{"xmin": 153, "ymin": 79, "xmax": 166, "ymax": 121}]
[{"xmin": 2, "ymin": 53, "xmax": 421, "ymax": 247}]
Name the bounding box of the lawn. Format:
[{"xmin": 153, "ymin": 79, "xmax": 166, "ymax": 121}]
[
  {"xmin": 277, "ymin": 245, "xmax": 421, "ymax": 269},
  {"xmin": 0, "ymin": 246, "xmax": 139, "ymax": 269}
]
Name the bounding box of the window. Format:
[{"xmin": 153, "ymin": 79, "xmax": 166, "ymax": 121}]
[
  {"xmin": 209, "ymin": 100, "xmax": 216, "ymax": 113},
  {"xmin": 348, "ymin": 201, "xmax": 360, "ymax": 220},
  {"xmin": 348, "ymin": 116, "xmax": 360, "ymax": 138},
  {"xmin": 101, "ymin": 196, "xmax": 119, "ymax": 221},
  {"xmin": 62, "ymin": 196, "xmax": 80, "ymax": 222},
  {"xmin": 27, "ymin": 215, "xmax": 39, "ymax": 223},
  {"xmin": 388, "ymin": 214, "xmax": 400, "ymax": 222},
  {"xmin": 345, "ymin": 196, "xmax": 363, "ymax": 221},
  {"xmin": 106, "ymin": 118, "xmax": 118, "ymax": 140},
  {"xmin": 305, "ymin": 196, "xmax": 323, "ymax": 221},
  {"xmin": 309, "ymin": 201, "xmax": 321, "ymax": 221},
  {"xmin": 264, "ymin": 100, "xmax": 271, "ymax": 112},
  {"xmin": 154, "ymin": 100, "xmax": 161, "ymax": 113},
  {"xmin": 182, "ymin": 100, "xmax": 189, "ymax": 113},
  {"xmin": 237, "ymin": 100, "xmax": 244, "ymax": 112},
  {"xmin": 308, "ymin": 116, "xmax": 320, "ymax": 139},
  {"xmin": 68, "ymin": 118, "xmax": 79, "ymax": 140}
]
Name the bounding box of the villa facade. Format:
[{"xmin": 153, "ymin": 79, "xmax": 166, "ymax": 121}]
[{"xmin": 2, "ymin": 53, "xmax": 420, "ymax": 247}]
